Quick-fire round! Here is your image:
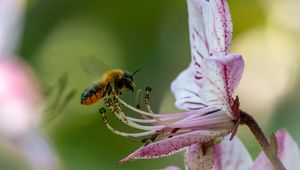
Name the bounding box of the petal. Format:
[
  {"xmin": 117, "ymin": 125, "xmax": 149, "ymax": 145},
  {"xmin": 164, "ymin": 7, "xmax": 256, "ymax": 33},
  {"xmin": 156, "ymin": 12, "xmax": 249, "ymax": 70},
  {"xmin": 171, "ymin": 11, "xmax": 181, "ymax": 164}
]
[
  {"xmin": 172, "ymin": 0, "xmax": 242, "ymax": 117},
  {"xmin": 162, "ymin": 166, "xmax": 181, "ymax": 170},
  {"xmin": 171, "ymin": 54, "xmax": 244, "ymax": 116},
  {"xmin": 208, "ymin": 0, "xmax": 232, "ymax": 55},
  {"xmin": 188, "ymin": 0, "xmax": 232, "ymax": 57},
  {"xmin": 118, "ymin": 130, "xmax": 228, "ymax": 164},
  {"xmin": 185, "ymin": 143, "xmax": 215, "ymax": 170},
  {"xmin": 188, "ymin": 0, "xmax": 232, "ymax": 59},
  {"xmin": 214, "ymin": 135, "xmax": 253, "ymax": 170},
  {"xmin": 188, "ymin": 0, "xmax": 210, "ymax": 58},
  {"xmin": 206, "ymin": 54, "xmax": 245, "ymax": 97},
  {"xmin": 171, "ymin": 65, "xmax": 210, "ymax": 111},
  {"xmin": 251, "ymin": 129, "xmax": 300, "ymax": 170}
]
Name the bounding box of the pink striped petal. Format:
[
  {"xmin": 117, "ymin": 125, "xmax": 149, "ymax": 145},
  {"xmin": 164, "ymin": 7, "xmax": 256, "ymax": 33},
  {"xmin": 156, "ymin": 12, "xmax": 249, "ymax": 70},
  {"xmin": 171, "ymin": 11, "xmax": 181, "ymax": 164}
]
[
  {"xmin": 206, "ymin": 54, "xmax": 245, "ymax": 99},
  {"xmin": 214, "ymin": 135, "xmax": 253, "ymax": 170},
  {"xmin": 188, "ymin": 0, "xmax": 210, "ymax": 59},
  {"xmin": 171, "ymin": 54, "xmax": 244, "ymax": 116},
  {"xmin": 208, "ymin": 0, "xmax": 232, "ymax": 55},
  {"xmin": 171, "ymin": 0, "xmax": 243, "ymax": 117},
  {"xmin": 185, "ymin": 143, "xmax": 215, "ymax": 170},
  {"xmin": 171, "ymin": 65, "xmax": 209, "ymax": 111},
  {"xmin": 188, "ymin": 0, "xmax": 232, "ymax": 60},
  {"xmin": 251, "ymin": 129, "xmax": 300, "ymax": 170},
  {"xmin": 118, "ymin": 130, "xmax": 228, "ymax": 164}
]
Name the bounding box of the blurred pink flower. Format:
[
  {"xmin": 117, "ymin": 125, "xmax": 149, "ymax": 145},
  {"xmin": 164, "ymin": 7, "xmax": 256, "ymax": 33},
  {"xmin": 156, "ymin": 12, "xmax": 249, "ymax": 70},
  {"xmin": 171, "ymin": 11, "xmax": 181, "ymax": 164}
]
[
  {"xmin": 0, "ymin": 57, "xmax": 41, "ymax": 138},
  {"xmin": 0, "ymin": 0, "xmax": 60, "ymax": 169},
  {"xmin": 0, "ymin": 57, "xmax": 60, "ymax": 170},
  {"xmin": 163, "ymin": 129, "xmax": 300, "ymax": 170},
  {"xmin": 100, "ymin": 0, "xmax": 244, "ymax": 165}
]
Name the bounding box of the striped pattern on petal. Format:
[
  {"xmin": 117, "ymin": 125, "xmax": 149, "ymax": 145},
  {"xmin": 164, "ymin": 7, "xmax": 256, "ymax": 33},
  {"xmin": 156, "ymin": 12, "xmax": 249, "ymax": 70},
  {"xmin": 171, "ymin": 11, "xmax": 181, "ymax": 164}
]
[
  {"xmin": 171, "ymin": 0, "xmax": 243, "ymax": 118},
  {"xmin": 118, "ymin": 130, "xmax": 228, "ymax": 164}
]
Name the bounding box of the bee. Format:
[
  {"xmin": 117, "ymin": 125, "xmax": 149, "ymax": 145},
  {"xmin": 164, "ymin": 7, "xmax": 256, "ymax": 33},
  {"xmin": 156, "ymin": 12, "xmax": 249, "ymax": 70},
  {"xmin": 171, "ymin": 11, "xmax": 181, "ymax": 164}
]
[{"xmin": 80, "ymin": 68, "xmax": 140, "ymax": 105}]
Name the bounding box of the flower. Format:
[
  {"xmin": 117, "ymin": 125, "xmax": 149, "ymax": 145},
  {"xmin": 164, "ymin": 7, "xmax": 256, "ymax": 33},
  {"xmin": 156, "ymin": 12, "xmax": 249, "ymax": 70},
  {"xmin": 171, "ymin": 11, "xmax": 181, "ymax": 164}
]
[
  {"xmin": 0, "ymin": 57, "xmax": 60, "ymax": 170},
  {"xmin": 163, "ymin": 129, "xmax": 300, "ymax": 170},
  {"xmin": 251, "ymin": 129, "xmax": 300, "ymax": 170},
  {"xmin": 0, "ymin": 0, "xmax": 60, "ymax": 169},
  {"xmin": 99, "ymin": 0, "xmax": 244, "ymax": 165}
]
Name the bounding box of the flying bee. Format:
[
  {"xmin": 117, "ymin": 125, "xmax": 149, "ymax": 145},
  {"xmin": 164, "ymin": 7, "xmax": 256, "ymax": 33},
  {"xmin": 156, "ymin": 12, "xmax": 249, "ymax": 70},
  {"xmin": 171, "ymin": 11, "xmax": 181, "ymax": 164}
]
[{"xmin": 80, "ymin": 68, "xmax": 140, "ymax": 105}]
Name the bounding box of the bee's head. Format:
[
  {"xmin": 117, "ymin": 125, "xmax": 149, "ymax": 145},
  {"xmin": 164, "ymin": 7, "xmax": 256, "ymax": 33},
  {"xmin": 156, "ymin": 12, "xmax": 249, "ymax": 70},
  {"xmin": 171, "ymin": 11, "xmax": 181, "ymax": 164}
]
[
  {"xmin": 124, "ymin": 68, "xmax": 141, "ymax": 82},
  {"xmin": 124, "ymin": 71, "xmax": 134, "ymax": 82},
  {"xmin": 124, "ymin": 68, "xmax": 141, "ymax": 91}
]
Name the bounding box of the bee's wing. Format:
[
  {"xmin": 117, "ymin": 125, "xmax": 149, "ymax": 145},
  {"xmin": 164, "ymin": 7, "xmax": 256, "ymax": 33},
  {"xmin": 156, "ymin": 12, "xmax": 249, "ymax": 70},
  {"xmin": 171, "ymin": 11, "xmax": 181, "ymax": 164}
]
[
  {"xmin": 43, "ymin": 73, "xmax": 76, "ymax": 122},
  {"xmin": 81, "ymin": 55, "xmax": 111, "ymax": 78}
]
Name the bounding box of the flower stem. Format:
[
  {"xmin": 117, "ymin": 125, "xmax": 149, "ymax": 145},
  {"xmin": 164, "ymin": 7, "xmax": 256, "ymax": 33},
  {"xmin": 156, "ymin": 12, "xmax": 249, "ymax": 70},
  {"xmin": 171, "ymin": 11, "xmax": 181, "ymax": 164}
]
[{"xmin": 239, "ymin": 110, "xmax": 286, "ymax": 170}]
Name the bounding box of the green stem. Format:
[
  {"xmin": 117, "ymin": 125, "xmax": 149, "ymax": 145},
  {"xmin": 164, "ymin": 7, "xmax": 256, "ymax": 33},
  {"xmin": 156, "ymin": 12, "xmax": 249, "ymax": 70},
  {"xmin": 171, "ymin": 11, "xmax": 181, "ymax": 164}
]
[{"xmin": 239, "ymin": 110, "xmax": 286, "ymax": 170}]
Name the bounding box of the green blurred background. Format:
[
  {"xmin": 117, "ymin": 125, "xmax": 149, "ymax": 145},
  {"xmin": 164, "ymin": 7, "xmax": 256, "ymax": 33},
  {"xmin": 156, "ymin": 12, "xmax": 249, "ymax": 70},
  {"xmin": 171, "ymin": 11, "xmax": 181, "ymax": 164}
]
[{"xmin": 2, "ymin": 0, "xmax": 300, "ymax": 169}]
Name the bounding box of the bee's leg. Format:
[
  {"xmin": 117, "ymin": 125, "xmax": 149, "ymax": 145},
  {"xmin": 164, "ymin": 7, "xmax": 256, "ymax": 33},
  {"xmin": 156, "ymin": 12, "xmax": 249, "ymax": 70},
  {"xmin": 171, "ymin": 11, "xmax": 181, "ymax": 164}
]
[
  {"xmin": 127, "ymin": 83, "xmax": 134, "ymax": 92},
  {"xmin": 110, "ymin": 83, "xmax": 121, "ymax": 95},
  {"xmin": 114, "ymin": 88, "xmax": 121, "ymax": 95},
  {"xmin": 106, "ymin": 83, "xmax": 112, "ymax": 95}
]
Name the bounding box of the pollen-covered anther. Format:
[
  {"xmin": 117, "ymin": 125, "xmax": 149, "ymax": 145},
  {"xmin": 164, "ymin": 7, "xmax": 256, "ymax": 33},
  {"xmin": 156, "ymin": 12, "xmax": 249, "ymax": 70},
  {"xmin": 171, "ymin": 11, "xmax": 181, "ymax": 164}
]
[
  {"xmin": 143, "ymin": 88, "xmax": 173, "ymax": 127},
  {"xmin": 99, "ymin": 107, "xmax": 106, "ymax": 114},
  {"xmin": 144, "ymin": 87, "xmax": 153, "ymax": 113},
  {"xmin": 145, "ymin": 86, "xmax": 152, "ymax": 93}
]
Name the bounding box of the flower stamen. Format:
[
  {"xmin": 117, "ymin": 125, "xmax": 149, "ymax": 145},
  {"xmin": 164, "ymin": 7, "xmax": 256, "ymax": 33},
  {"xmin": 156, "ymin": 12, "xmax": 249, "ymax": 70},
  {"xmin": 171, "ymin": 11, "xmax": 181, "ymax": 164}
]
[{"xmin": 99, "ymin": 107, "xmax": 156, "ymax": 139}]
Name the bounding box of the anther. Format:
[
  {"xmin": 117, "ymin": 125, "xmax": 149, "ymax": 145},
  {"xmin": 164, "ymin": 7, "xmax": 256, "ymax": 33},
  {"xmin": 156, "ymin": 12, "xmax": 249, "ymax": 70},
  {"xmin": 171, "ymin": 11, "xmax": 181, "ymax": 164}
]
[
  {"xmin": 145, "ymin": 86, "xmax": 152, "ymax": 92},
  {"xmin": 144, "ymin": 88, "xmax": 153, "ymax": 113},
  {"xmin": 99, "ymin": 107, "xmax": 106, "ymax": 114}
]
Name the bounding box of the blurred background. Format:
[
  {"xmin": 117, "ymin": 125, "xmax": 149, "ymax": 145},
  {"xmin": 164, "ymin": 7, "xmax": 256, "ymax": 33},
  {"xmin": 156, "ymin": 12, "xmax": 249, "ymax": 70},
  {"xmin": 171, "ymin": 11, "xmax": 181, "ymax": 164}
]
[{"xmin": 1, "ymin": 0, "xmax": 300, "ymax": 169}]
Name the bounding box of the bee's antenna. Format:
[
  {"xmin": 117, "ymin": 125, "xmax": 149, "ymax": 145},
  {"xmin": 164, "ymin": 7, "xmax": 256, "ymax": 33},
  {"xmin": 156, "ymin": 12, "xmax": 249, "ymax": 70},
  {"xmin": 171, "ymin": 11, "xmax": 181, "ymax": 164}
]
[{"xmin": 132, "ymin": 68, "xmax": 141, "ymax": 77}]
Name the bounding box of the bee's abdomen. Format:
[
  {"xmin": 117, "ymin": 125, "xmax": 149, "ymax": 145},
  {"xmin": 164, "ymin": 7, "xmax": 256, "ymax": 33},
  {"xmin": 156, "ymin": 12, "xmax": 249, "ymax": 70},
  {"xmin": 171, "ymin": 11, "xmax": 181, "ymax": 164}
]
[{"xmin": 80, "ymin": 84, "xmax": 104, "ymax": 105}]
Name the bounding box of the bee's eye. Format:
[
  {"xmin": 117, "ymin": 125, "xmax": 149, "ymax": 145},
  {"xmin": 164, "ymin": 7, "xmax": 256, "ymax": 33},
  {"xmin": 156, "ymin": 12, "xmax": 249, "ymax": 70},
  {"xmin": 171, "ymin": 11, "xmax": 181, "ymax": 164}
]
[
  {"xmin": 124, "ymin": 72, "xmax": 133, "ymax": 82},
  {"xmin": 125, "ymin": 78, "xmax": 132, "ymax": 84}
]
